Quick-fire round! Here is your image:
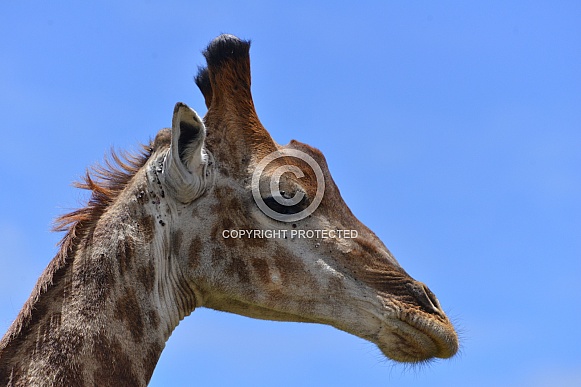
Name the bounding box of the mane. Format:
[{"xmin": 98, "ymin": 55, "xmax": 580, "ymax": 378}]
[
  {"xmin": 53, "ymin": 145, "xmax": 153, "ymax": 251},
  {"xmin": 0, "ymin": 143, "xmax": 154, "ymax": 348}
]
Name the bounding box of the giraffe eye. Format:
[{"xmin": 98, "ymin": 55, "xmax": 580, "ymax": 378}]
[{"xmin": 262, "ymin": 192, "xmax": 309, "ymax": 215}]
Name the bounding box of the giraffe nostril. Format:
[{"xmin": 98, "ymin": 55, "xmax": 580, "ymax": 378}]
[
  {"xmin": 407, "ymin": 282, "xmax": 446, "ymax": 318},
  {"xmin": 423, "ymin": 284, "xmax": 443, "ymax": 312}
]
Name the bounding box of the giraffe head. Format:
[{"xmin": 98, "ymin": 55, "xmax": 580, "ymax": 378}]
[{"xmin": 156, "ymin": 34, "xmax": 458, "ymax": 363}]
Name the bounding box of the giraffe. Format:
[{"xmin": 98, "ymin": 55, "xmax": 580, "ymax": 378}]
[{"xmin": 0, "ymin": 34, "xmax": 458, "ymax": 386}]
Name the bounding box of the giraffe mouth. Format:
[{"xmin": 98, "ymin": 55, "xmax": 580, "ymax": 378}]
[{"xmin": 377, "ymin": 315, "xmax": 458, "ymax": 362}]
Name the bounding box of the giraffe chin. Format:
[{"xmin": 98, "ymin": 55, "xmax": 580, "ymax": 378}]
[{"xmin": 377, "ymin": 318, "xmax": 459, "ymax": 363}]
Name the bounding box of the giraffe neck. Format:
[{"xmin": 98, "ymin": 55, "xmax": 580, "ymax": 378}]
[{"xmin": 0, "ymin": 166, "xmax": 198, "ymax": 386}]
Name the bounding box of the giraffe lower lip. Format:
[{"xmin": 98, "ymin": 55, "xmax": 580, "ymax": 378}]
[
  {"xmin": 378, "ymin": 318, "xmax": 458, "ymax": 362},
  {"xmin": 413, "ymin": 317, "xmax": 458, "ymax": 359}
]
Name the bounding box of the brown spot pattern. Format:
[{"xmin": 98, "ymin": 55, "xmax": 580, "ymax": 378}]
[
  {"xmin": 138, "ymin": 215, "xmax": 155, "ymax": 244},
  {"xmin": 250, "ymin": 258, "xmax": 270, "ymax": 284},
  {"xmin": 114, "ymin": 288, "xmax": 144, "ymax": 343},
  {"xmin": 225, "ymin": 255, "xmax": 251, "ymax": 284},
  {"xmin": 213, "ymin": 242, "xmax": 250, "ymax": 284},
  {"xmin": 137, "ymin": 260, "xmax": 155, "ymax": 293},
  {"xmin": 92, "ymin": 333, "xmax": 139, "ymax": 385},
  {"xmin": 273, "ymin": 248, "xmax": 306, "ymax": 285},
  {"xmin": 72, "ymin": 253, "xmax": 114, "ymax": 318},
  {"xmin": 117, "ymin": 238, "xmax": 135, "ymax": 276}
]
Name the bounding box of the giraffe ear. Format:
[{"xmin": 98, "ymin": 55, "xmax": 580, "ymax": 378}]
[{"xmin": 161, "ymin": 102, "xmax": 209, "ymax": 203}]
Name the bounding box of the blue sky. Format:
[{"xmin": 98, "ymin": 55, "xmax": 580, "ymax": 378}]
[{"xmin": 1, "ymin": 1, "xmax": 580, "ymax": 386}]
